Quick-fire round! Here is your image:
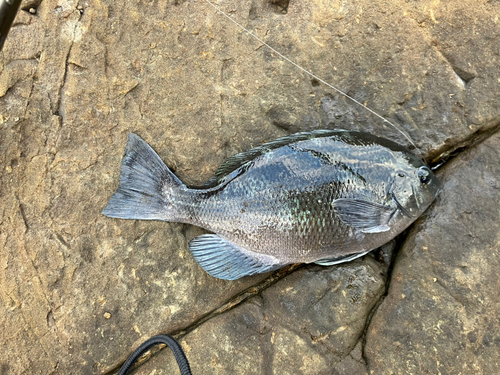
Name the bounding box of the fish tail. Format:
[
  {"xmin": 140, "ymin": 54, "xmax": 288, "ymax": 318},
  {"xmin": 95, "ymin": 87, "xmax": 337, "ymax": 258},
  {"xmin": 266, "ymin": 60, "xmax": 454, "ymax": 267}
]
[{"xmin": 102, "ymin": 134, "xmax": 185, "ymax": 222}]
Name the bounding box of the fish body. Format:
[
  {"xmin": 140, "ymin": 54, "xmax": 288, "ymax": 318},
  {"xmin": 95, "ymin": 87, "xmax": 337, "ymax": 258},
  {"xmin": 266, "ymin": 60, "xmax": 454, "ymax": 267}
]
[{"xmin": 103, "ymin": 130, "xmax": 440, "ymax": 280}]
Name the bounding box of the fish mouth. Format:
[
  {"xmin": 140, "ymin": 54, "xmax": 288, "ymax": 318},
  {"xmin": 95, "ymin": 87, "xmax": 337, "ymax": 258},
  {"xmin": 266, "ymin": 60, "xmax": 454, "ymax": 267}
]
[{"xmin": 391, "ymin": 192, "xmax": 414, "ymax": 218}]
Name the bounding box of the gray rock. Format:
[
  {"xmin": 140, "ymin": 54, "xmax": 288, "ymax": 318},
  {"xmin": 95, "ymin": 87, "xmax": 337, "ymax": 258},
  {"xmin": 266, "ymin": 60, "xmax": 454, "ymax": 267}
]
[
  {"xmin": 0, "ymin": 0, "xmax": 499, "ymax": 374},
  {"xmin": 365, "ymin": 132, "xmax": 500, "ymax": 374}
]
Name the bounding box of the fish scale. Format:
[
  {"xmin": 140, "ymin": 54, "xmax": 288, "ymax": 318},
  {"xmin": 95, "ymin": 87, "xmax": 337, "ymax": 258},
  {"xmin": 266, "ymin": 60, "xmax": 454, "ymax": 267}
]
[{"xmin": 103, "ymin": 130, "xmax": 440, "ymax": 280}]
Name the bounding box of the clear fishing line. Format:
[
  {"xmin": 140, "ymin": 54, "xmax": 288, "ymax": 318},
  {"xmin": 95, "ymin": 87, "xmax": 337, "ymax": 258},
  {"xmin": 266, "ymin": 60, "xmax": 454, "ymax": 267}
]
[{"xmin": 202, "ymin": 0, "xmax": 420, "ymax": 154}]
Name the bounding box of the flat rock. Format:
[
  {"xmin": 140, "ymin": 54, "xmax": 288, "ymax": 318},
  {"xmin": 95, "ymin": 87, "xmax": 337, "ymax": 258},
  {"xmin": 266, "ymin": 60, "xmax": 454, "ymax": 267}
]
[
  {"xmin": 365, "ymin": 132, "xmax": 500, "ymax": 374},
  {"xmin": 0, "ymin": 0, "xmax": 499, "ymax": 374}
]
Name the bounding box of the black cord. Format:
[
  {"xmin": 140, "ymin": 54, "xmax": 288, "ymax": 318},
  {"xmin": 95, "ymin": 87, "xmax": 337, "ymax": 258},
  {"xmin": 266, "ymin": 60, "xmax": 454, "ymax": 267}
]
[
  {"xmin": 117, "ymin": 334, "xmax": 192, "ymax": 375},
  {"xmin": 0, "ymin": 0, "xmax": 22, "ymax": 51}
]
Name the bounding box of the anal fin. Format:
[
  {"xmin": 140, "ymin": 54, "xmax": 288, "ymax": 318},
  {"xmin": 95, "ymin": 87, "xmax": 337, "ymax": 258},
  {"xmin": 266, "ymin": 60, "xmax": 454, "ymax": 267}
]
[{"xmin": 189, "ymin": 234, "xmax": 280, "ymax": 280}]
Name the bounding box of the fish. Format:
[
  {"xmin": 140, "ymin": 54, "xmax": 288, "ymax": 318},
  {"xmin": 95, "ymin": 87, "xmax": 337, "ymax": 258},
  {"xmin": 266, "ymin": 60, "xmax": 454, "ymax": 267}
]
[{"xmin": 102, "ymin": 129, "xmax": 440, "ymax": 280}]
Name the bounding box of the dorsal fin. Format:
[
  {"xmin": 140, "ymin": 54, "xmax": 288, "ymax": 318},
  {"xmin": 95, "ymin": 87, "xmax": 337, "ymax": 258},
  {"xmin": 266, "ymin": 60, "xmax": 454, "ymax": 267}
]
[{"xmin": 211, "ymin": 129, "xmax": 347, "ymax": 184}]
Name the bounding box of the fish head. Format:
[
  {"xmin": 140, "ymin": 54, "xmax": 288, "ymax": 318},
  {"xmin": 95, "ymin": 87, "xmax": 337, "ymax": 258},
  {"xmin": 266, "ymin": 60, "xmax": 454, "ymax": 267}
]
[{"xmin": 389, "ymin": 154, "xmax": 441, "ymax": 219}]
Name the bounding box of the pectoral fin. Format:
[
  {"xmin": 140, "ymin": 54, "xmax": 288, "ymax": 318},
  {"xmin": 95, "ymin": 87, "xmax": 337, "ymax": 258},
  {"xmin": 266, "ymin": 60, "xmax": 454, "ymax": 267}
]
[
  {"xmin": 189, "ymin": 234, "xmax": 280, "ymax": 280},
  {"xmin": 332, "ymin": 198, "xmax": 395, "ymax": 233}
]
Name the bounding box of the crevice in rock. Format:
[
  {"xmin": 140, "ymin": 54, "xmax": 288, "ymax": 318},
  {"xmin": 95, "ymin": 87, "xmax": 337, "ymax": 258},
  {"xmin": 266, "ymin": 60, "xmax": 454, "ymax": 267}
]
[
  {"xmin": 174, "ymin": 264, "xmax": 303, "ymax": 337},
  {"xmin": 55, "ymin": 8, "xmax": 83, "ymax": 120},
  {"xmin": 103, "ymin": 264, "xmax": 303, "ymax": 374},
  {"xmin": 55, "ymin": 50, "xmax": 72, "ymax": 120},
  {"xmin": 18, "ymin": 202, "xmax": 29, "ymax": 232},
  {"xmin": 23, "ymin": 74, "xmax": 37, "ymax": 118},
  {"xmin": 359, "ymin": 230, "xmax": 408, "ymax": 371},
  {"xmin": 311, "ymin": 287, "xmax": 330, "ymax": 309},
  {"xmin": 80, "ymin": 150, "xmax": 105, "ymax": 171},
  {"xmin": 431, "ymin": 116, "xmax": 500, "ymax": 169}
]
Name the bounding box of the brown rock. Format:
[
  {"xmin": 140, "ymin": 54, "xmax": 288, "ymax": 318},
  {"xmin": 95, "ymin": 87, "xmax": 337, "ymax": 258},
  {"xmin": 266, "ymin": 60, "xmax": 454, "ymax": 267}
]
[
  {"xmin": 132, "ymin": 260, "xmax": 385, "ymax": 375},
  {"xmin": 0, "ymin": 0, "xmax": 498, "ymax": 374}
]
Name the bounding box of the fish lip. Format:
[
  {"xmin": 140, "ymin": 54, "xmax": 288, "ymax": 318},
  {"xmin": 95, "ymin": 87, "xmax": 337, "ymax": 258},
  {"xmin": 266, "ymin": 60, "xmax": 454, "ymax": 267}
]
[{"xmin": 391, "ymin": 191, "xmax": 414, "ymax": 218}]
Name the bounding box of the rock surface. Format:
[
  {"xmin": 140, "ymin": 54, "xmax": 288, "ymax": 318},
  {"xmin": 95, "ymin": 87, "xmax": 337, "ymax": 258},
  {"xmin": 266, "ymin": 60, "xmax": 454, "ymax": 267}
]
[
  {"xmin": 0, "ymin": 0, "xmax": 499, "ymax": 374},
  {"xmin": 133, "ymin": 259, "xmax": 387, "ymax": 375}
]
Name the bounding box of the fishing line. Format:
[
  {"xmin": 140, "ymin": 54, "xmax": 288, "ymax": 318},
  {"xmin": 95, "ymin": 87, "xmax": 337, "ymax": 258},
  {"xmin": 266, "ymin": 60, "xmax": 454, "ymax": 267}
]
[{"xmin": 202, "ymin": 0, "xmax": 420, "ymax": 153}]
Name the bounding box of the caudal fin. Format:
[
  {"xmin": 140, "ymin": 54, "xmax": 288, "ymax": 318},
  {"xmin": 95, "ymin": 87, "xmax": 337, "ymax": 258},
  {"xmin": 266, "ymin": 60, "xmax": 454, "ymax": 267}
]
[{"xmin": 102, "ymin": 133, "xmax": 184, "ymax": 221}]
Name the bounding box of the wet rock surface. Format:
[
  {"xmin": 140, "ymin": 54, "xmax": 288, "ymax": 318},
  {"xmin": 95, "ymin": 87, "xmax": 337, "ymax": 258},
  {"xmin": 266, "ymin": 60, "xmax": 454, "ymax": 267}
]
[{"xmin": 0, "ymin": 0, "xmax": 499, "ymax": 374}]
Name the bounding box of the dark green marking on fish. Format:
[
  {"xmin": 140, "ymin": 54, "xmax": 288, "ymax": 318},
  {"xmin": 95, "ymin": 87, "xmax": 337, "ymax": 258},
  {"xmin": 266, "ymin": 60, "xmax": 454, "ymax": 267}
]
[{"xmin": 103, "ymin": 131, "xmax": 441, "ymax": 280}]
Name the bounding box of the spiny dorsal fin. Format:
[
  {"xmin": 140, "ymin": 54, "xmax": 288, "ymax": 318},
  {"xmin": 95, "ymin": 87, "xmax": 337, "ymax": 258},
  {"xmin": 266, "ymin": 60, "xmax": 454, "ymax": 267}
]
[{"xmin": 212, "ymin": 129, "xmax": 347, "ymax": 184}]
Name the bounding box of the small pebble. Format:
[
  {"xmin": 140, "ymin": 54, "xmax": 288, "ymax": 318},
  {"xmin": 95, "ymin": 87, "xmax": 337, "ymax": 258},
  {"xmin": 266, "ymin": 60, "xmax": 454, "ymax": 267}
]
[
  {"xmin": 103, "ymin": 312, "xmax": 111, "ymax": 319},
  {"xmin": 29, "ymin": 8, "xmax": 36, "ymax": 14}
]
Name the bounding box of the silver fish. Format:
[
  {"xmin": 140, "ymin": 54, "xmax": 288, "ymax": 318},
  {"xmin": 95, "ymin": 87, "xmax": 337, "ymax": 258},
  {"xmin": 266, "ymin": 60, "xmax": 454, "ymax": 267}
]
[{"xmin": 102, "ymin": 130, "xmax": 440, "ymax": 280}]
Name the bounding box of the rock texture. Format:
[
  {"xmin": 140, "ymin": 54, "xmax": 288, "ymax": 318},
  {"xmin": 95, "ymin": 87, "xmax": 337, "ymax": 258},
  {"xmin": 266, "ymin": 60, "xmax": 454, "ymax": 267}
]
[
  {"xmin": 133, "ymin": 259, "xmax": 388, "ymax": 375},
  {"xmin": 0, "ymin": 0, "xmax": 499, "ymax": 374}
]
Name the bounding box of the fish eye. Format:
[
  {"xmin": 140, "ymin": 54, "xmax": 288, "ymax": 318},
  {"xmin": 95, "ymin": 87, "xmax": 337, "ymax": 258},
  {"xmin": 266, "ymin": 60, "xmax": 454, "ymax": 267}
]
[{"xmin": 418, "ymin": 166, "xmax": 431, "ymax": 184}]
